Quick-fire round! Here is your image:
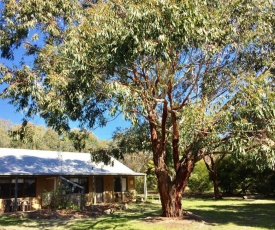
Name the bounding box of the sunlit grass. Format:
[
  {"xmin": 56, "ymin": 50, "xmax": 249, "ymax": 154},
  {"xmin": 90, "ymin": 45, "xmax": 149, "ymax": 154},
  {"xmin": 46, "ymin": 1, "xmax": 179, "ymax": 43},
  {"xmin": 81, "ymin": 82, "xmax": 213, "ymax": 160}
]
[{"xmin": 182, "ymin": 197, "xmax": 275, "ymax": 229}]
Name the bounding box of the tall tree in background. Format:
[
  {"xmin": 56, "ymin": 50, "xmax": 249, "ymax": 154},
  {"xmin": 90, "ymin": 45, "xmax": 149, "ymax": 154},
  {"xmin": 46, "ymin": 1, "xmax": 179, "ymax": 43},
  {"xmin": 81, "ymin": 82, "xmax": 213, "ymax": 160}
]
[
  {"xmin": 179, "ymin": 75, "xmax": 275, "ymax": 200},
  {"xmin": 8, "ymin": 121, "xmax": 60, "ymax": 150},
  {"xmin": 9, "ymin": 122, "xmax": 46, "ymax": 149},
  {"xmin": 68, "ymin": 128, "xmax": 98, "ymax": 152},
  {"xmin": 1, "ymin": 0, "xmax": 274, "ymax": 217},
  {"xmin": 43, "ymin": 128, "xmax": 61, "ymax": 150},
  {"xmin": 0, "ymin": 118, "xmax": 12, "ymax": 147},
  {"xmin": 0, "ymin": 120, "xmax": 100, "ymax": 151},
  {"xmin": 203, "ymin": 154, "xmax": 225, "ymax": 199}
]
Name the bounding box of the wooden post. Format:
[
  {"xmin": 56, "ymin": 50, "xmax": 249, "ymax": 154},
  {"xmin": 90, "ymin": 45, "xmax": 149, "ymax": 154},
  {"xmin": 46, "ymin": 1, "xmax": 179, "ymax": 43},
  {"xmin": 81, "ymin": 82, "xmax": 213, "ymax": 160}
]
[
  {"xmin": 92, "ymin": 176, "xmax": 96, "ymax": 205},
  {"xmin": 120, "ymin": 176, "xmax": 123, "ymax": 202},
  {"xmin": 13, "ymin": 176, "xmax": 18, "ymax": 212},
  {"xmin": 144, "ymin": 175, "xmax": 147, "ymax": 200},
  {"xmin": 81, "ymin": 187, "xmax": 84, "ymax": 210}
]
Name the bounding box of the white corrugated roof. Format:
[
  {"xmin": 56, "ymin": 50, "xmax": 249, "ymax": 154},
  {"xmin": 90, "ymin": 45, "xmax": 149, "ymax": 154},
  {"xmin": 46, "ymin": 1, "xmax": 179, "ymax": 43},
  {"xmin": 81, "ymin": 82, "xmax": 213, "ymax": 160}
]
[{"xmin": 0, "ymin": 148, "xmax": 145, "ymax": 176}]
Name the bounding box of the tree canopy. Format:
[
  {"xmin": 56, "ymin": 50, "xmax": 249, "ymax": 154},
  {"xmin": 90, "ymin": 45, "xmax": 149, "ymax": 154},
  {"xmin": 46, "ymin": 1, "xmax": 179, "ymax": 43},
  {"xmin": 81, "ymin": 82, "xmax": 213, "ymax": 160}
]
[
  {"xmin": 1, "ymin": 0, "xmax": 274, "ymax": 217},
  {"xmin": 0, "ymin": 118, "xmax": 101, "ymax": 152}
]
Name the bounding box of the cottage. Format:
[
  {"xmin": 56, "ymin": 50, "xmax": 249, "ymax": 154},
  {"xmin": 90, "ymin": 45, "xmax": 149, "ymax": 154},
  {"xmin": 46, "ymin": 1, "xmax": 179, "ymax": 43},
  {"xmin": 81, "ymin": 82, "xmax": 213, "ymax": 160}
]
[{"xmin": 0, "ymin": 148, "xmax": 147, "ymax": 212}]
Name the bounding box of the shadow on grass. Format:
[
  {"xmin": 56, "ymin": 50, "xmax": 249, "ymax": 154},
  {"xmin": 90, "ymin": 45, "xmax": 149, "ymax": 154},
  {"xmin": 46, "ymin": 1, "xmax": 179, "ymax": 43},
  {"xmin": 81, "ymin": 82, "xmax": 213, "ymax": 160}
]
[
  {"xmin": 0, "ymin": 215, "xmax": 71, "ymax": 229},
  {"xmin": 187, "ymin": 200, "xmax": 275, "ymax": 229},
  {"xmin": 0, "ymin": 215, "xmax": 30, "ymax": 226},
  {"xmin": 69, "ymin": 203, "xmax": 162, "ymax": 230},
  {"xmin": 0, "ymin": 203, "xmax": 162, "ymax": 230}
]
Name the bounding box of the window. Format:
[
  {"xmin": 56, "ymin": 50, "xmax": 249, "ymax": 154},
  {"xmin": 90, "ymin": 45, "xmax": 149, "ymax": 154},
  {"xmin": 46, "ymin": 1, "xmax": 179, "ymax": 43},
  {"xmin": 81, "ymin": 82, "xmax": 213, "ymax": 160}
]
[
  {"xmin": 114, "ymin": 177, "xmax": 121, "ymax": 192},
  {"xmin": 66, "ymin": 177, "xmax": 88, "ymax": 193},
  {"xmin": 0, "ymin": 178, "xmax": 36, "ymax": 198},
  {"xmin": 114, "ymin": 177, "xmax": 127, "ymax": 192},
  {"xmin": 78, "ymin": 178, "xmax": 88, "ymax": 193},
  {"xmin": 11, "ymin": 179, "xmax": 24, "ymax": 198},
  {"xmin": 0, "ymin": 179, "xmax": 11, "ymax": 199},
  {"xmin": 24, "ymin": 179, "xmax": 36, "ymax": 197}
]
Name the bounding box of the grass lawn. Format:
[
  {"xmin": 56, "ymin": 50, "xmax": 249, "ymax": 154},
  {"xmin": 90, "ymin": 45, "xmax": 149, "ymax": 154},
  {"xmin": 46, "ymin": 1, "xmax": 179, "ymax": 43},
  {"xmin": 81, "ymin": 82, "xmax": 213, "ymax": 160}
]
[
  {"xmin": 182, "ymin": 197, "xmax": 275, "ymax": 230},
  {"xmin": 0, "ymin": 198, "xmax": 275, "ymax": 229}
]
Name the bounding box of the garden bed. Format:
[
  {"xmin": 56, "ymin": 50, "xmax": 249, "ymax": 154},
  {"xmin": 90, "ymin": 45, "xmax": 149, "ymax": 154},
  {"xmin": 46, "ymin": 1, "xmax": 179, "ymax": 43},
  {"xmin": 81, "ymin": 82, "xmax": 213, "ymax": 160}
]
[{"xmin": 2, "ymin": 203, "xmax": 122, "ymax": 219}]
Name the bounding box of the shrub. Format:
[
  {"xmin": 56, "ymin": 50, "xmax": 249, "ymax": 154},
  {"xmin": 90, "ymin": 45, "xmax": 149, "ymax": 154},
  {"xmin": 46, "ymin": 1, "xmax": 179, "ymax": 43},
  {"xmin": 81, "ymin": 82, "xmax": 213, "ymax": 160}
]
[
  {"xmin": 146, "ymin": 160, "xmax": 158, "ymax": 192},
  {"xmin": 42, "ymin": 184, "xmax": 84, "ymax": 210},
  {"xmin": 218, "ymin": 156, "xmax": 275, "ymax": 195},
  {"xmin": 188, "ymin": 160, "xmax": 212, "ymax": 194}
]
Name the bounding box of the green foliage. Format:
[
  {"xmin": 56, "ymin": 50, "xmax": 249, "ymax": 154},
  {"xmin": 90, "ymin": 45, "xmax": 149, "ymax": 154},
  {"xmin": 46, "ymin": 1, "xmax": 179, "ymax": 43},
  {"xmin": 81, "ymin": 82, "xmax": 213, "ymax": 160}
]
[
  {"xmin": 124, "ymin": 190, "xmax": 135, "ymax": 202},
  {"xmin": 0, "ymin": 119, "xmax": 101, "ymax": 152},
  {"xmin": 112, "ymin": 123, "xmax": 151, "ymax": 155},
  {"xmin": 42, "ymin": 185, "xmax": 83, "ymax": 210},
  {"xmin": 67, "ymin": 128, "xmax": 98, "ymax": 152},
  {"xmin": 9, "ymin": 121, "xmax": 55, "ymax": 150},
  {"xmin": 90, "ymin": 123, "xmax": 152, "ymax": 165},
  {"xmin": 179, "ymin": 74, "xmax": 275, "ymax": 170},
  {"xmin": 218, "ymin": 156, "xmax": 275, "ymax": 195},
  {"xmin": 0, "ymin": 119, "xmax": 12, "ymax": 147},
  {"xmin": 1, "ymin": 0, "xmax": 274, "ymax": 143},
  {"xmin": 43, "ymin": 128, "xmax": 62, "ymax": 150},
  {"xmin": 135, "ymin": 176, "xmax": 145, "ymax": 194},
  {"xmin": 1, "ymin": 0, "xmax": 274, "ymax": 158},
  {"xmin": 146, "ymin": 160, "xmax": 158, "ymax": 192},
  {"xmin": 188, "ymin": 160, "xmax": 212, "ymax": 194}
]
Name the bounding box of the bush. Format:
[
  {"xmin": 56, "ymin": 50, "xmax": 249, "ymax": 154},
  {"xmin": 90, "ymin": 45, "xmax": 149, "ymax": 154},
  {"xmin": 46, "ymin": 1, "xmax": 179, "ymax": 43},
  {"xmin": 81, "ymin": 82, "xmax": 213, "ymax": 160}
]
[
  {"xmin": 42, "ymin": 184, "xmax": 84, "ymax": 210},
  {"xmin": 124, "ymin": 190, "xmax": 135, "ymax": 202},
  {"xmin": 188, "ymin": 160, "xmax": 212, "ymax": 194},
  {"xmin": 146, "ymin": 160, "xmax": 158, "ymax": 192},
  {"xmin": 135, "ymin": 176, "xmax": 145, "ymax": 194},
  {"xmin": 218, "ymin": 156, "xmax": 275, "ymax": 195}
]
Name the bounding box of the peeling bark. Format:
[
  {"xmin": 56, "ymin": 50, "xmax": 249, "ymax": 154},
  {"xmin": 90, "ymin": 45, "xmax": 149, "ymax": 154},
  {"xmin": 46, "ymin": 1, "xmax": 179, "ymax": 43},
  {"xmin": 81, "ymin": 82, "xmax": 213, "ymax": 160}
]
[{"xmin": 155, "ymin": 157, "xmax": 194, "ymax": 217}]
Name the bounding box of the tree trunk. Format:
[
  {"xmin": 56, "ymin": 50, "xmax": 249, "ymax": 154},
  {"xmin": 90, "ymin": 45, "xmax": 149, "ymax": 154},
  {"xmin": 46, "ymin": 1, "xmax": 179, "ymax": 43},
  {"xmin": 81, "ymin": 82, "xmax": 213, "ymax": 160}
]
[
  {"xmin": 212, "ymin": 172, "xmax": 222, "ymax": 200},
  {"xmin": 155, "ymin": 160, "xmax": 194, "ymax": 217},
  {"xmin": 203, "ymin": 155, "xmax": 224, "ymax": 200},
  {"xmin": 148, "ymin": 102, "xmax": 195, "ymax": 217}
]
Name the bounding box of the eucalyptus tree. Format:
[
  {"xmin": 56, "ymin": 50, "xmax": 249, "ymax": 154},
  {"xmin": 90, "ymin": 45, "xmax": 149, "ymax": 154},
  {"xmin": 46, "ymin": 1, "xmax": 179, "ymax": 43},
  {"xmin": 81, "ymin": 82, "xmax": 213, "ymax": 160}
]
[
  {"xmin": 43, "ymin": 128, "xmax": 62, "ymax": 150},
  {"xmin": 0, "ymin": 118, "xmax": 12, "ymax": 147},
  {"xmin": 1, "ymin": 0, "xmax": 275, "ymax": 217},
  {"xmin": 8, "ymin": 121, "xmax": 62, "ymax": 150},
  {"xmin": 9, "ymin": 121, "xmax": 40, "ymax": 149},
  {"xmin": 203, "ymin": 154, "xmax": 225, "ymax": 199},
  {"xmin": 180, "ymin": 75, "xmax": 275, "ymax": 199},
  {"xmin": 67, "ymin": 128, "xmax": 98, "ymax": 152}
]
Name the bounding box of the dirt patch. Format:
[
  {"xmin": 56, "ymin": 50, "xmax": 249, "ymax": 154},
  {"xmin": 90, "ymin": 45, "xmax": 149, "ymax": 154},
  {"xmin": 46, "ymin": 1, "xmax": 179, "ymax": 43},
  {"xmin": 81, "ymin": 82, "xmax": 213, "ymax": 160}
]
[
  {"xmin": 143, "ymin": 211, "xmax": 204, "ymax": 222},
  {"xmin": 141, "ymin": 211, "xmax": 208, "ymax": 229}
]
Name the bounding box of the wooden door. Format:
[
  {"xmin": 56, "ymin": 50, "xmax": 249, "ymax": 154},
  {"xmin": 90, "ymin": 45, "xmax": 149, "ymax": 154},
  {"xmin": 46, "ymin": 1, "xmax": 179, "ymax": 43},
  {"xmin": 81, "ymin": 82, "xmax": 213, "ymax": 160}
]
[{"xmin": 95, "ymin": 177, "xmax": 103, "ymax": 203}]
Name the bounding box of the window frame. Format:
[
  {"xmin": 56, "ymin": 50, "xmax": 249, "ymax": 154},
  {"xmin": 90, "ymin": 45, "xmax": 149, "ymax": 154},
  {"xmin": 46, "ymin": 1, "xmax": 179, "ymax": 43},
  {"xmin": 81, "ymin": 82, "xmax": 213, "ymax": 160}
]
[
  {"xmin": 0, "ymin": 177, "xmax": 36, "ymax": 198},
  {"xmin": 65, "ymin": 177, "xmax": 89, "ymax": 194},
  {"xmin": 114, "ymin": 177, "xmax": 127, "ymax": 193}
]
